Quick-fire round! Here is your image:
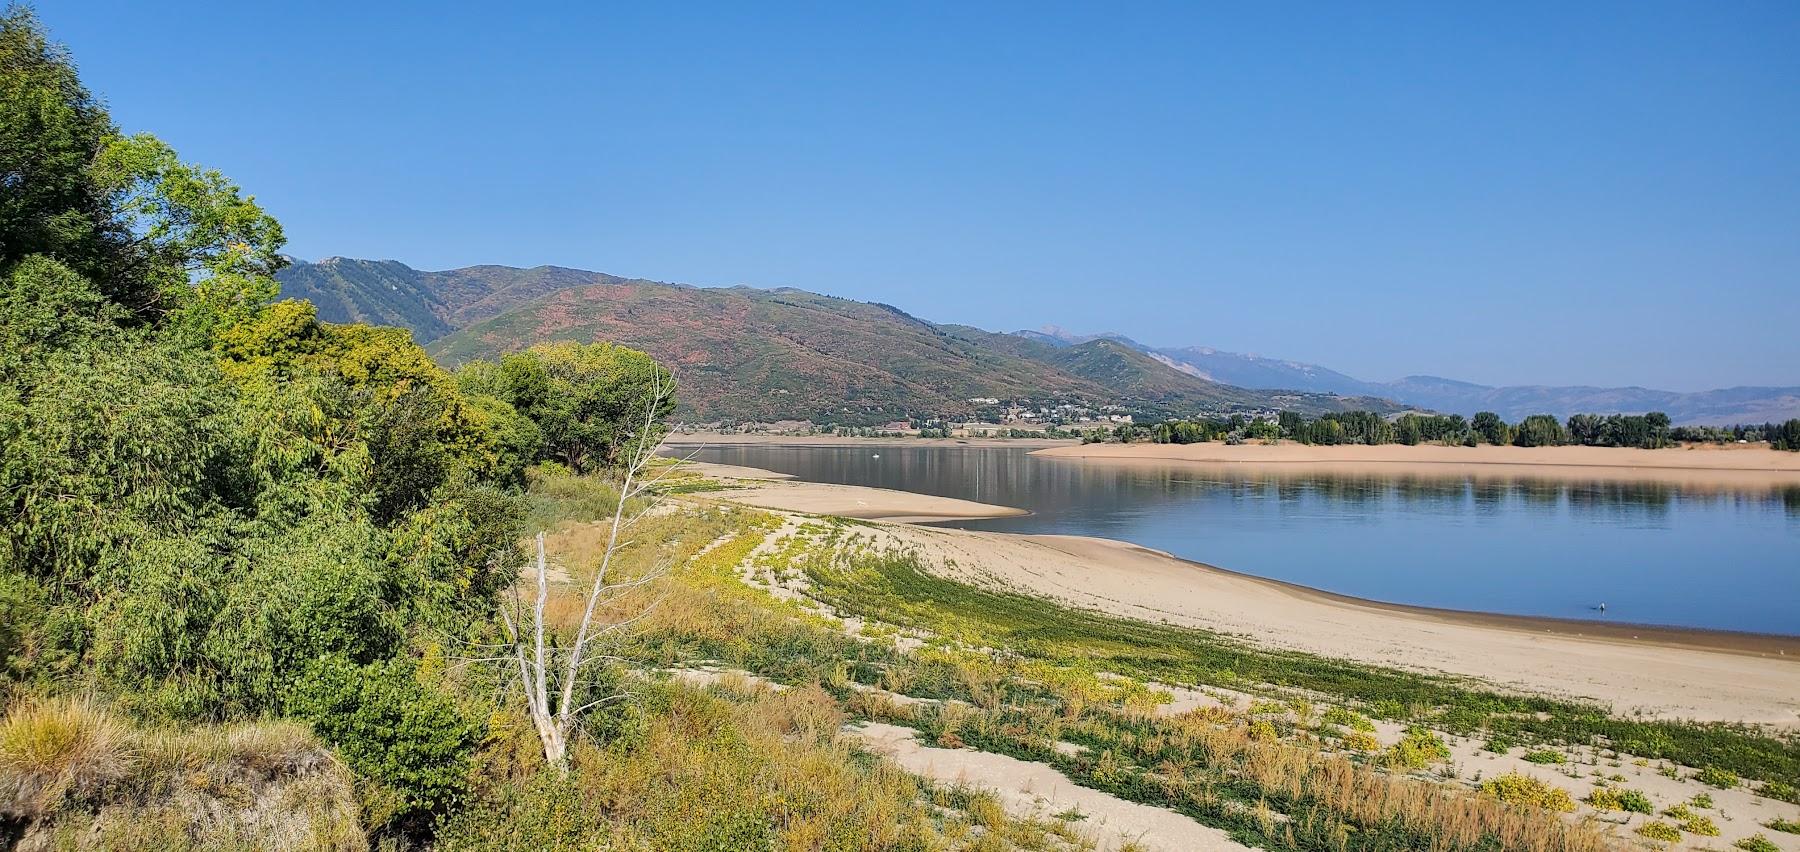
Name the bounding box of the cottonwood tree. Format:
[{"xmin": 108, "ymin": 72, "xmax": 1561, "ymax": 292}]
[{"xmin": 496, "ymin": 369, "xmax": 687, "ymax": 768}]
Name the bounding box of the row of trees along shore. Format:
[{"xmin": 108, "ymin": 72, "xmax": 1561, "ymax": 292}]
[
  {"xmin": 1, "ymin": 8, "xmax": 675, "ymax": 844},
  {"xmin": 1104, "ymin": 410, "xmax": 1800, "ymax": 451}
]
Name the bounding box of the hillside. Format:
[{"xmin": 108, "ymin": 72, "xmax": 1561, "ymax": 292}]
[
  {"xmin": 275, "ymin": 257, "xmax": 668, "ymax": 343},
  {"xmin": 278, "ymin": 259, "xmax": 1397, "ymax": 425}
]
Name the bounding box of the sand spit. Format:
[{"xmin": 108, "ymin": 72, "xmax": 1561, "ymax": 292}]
[
  {"xmin": 1032, "ymin": 442, "xmax": 1800, "ymax": 490},
  {"xmin": 705, "ymin": 478, "xmax": 1028, "ymax": 523}
]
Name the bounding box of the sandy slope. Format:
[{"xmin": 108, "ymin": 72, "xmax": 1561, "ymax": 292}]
[
  {"xmin": 704, "ymin": 478, "xmax": 1027, "ymax": 523},
  {"xmin": 696, "ymin": 467, "xmax": 1800, "ymax": 727}
]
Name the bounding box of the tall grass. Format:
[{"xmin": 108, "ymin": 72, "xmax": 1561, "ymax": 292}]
[{"xmin": 0, "ymin": 696, "xmax": 362, "ymax": 850}]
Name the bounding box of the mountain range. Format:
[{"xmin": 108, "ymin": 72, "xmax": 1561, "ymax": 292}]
[
  {"xmin": 275, "ymin": 258, "xmax": 1798, "ymax": 425},
  {"xmin": 1016, "ymin": 327, "xmax": 1800, "ymax": 425},
  {"xmin": 276, "ymin": 258, "xmax": 1395, "ymax": 424}
]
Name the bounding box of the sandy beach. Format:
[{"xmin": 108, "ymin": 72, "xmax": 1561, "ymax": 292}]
[
  {"xmin": 690, "ymin": 462, "xmax": 1800, "ymax": 726},
  {"xmin": 1033, "ymin": 441, "xmax": 1800, "ymax": 488},
  {"xmin": 685, "ymin": 461, "xmax": 1028, "ymax": 523}
]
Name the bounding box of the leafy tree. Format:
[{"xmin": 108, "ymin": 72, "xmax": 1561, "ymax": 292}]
[
  {"xmin": 1471, "ymin": 411, "xmax": 1509, "ymax": 445},
  {"xmin": 468, "ymin": 341, "xmax": 675, "ymax": 473},
  {"xmin": 1512, "ymin": 414, "xmax": 1568, "ymax": 447}
]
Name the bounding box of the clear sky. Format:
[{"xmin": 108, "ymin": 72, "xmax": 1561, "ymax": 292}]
[{"xmin": 40, "ymin": 1, "xmax": 1800, "ymax": 390}]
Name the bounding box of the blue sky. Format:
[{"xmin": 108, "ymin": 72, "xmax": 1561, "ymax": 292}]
[{"xmin": 41, "ymin": 2, "xmax": 1800, "ymax": 390}]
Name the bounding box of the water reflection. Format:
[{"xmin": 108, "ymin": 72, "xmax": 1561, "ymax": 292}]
[{"xmin": 673, "ymin": 445, "xmax": 1800, "ymax": 634}]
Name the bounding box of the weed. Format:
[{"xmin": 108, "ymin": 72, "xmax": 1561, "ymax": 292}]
[{"xmin": 1479, "ymin": 773, "xmax": 1576, "ymax": 812}]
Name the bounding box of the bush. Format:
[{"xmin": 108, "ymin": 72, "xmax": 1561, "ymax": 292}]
[
  {"xmin": 1696, "ymin": 765, "xmax": 1740, "ymax": 788},
  {"xmin": 1381, "ymin": 725, "xmax": 1450, "ymax": 770},
  {"xmin": 1679, "ymin": 813, "xmax": 1720, "ymax": 836},
  {"xmin": 1341, "ymin": 730, "xmax": 1380, "ymax": 752},
  {"xmin": 1636, "ymin": 821, "xmax": 1681, "ymax": 842},
  {"xmin": 1736, "ymin": 835, "xmax": 1780, "ymax": 852},
  {"xmin": 1521, "ymin": 748, "xmax": 1566, "ymax": 764},
  {"xmin": 1765, "ymin": 817, "xmax": 1800, "ymax": 834},
  {"xmin": 1760, "ymin": 780, "xmax": 1800, "ymax": 804},
  {"xmin": 1322, "ymin": 706, "xmax": 1374, "ymax": 731},
  {"xmin": 1479, "ymin": 773, "xmax": 1576, "ymax": 812},
  {"xmin": 1586, "ymin": 786, "xmax": 1652, "ymax": 814},
  {"xmin": 283, "ymin": 654, "xmax": 478, "ymax": 832}
]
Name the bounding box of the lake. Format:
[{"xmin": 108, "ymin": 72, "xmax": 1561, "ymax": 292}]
[{"xmin": 674, "ymin": 443, "xmax": 1800, "ymax": 635}]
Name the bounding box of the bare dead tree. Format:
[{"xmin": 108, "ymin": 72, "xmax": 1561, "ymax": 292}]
[{"xmin": 496, "ymin": 371, "xmax": 695, "ymax": 769}]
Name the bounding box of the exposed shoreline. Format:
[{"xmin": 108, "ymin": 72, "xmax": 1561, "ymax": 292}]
[
  {"xmin": 1031, "ymin": 441, "xmax": 1800, "ymax": 487},
  {"xmin": 686, "ymin": 460, "xmax": 1800, "ymax": 724}
]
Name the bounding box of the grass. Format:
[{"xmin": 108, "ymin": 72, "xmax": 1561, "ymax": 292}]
[{"xmin": 0, "ymin": 696, "xmax": 361, "ymax": 849}]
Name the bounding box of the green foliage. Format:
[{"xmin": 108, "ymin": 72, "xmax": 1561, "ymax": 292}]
[
  {"xmin": 1381, "ymin": 726, "xmax": 1451, "ymax": 770},
  {"xmin": 1695, "ymin": 765, "xmax": 1740, "ymax": 788},
  {"xmin": 1478, "ymin": 773, "xmax": 1576, "ymax": 812},
  {"xmin": 1764, "ymin": 817, "xmax": 1800, "ymax": 834},
  {"xmin": 1636, "ymin": 821, "xmax": 1681, "ymax": 842},
  {"xmin": 1521, "ymin": 749, "xmax": 1566, "ymax": 765},
  {"xmin": 1736, "ymin": 835, "xmax": 1781, "ymax": 852},
  {"xmin": 283, "ymin": 654, "xmax": 478, "ymax": 830},
  {"xmin": 458, "ymin": 341, "xmax": 673, "ymax": 474},
  {"xmin": 1585, "ymin": 786, "xmax": 1652, "ymax": 814},
  {"xmin": 1758, "ymin": 779, "xmax": 1799, "ymax": 803}
]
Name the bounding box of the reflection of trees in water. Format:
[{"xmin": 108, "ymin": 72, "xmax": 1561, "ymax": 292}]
[
  {"xmin": 679, "ymin": 446, "xmax": 1800, "ymax": 521},
  {"xmin": 1078, "ymin": 463, "xmax": 1793, "ymax": 520}
]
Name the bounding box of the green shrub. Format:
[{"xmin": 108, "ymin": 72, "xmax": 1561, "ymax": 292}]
[
  {"xmin": 1381, "ymin": 725, "xmax": 1451, "ymax": 770},
  {"xmin": 1322, "ymin": 706, "xmax": 1374, "ymax": 731},
  {"xmin": 1586, "ymin": 786, "xmax": 1652, "ymax": 814},
  {"xmin": 1760, "ymin": 780, "xmax": 1800, "ymax": 804},
  {"xmin": 1689, "ymin": 792, "xmax": 1714, "ymax": 809},
  {"xmin": 1636, "ymin": 821, "xmax": 1681, "ymax": 842},
  {"xmin": 1696, "ymin": 765, "xmax": 1740, "ymax": 788},
  {"xmin": 1521, "ymin": 748, "xmax": 1566, "ymax": 765},
  {"xmin": 284, "ymin": 654, "xmax": 478, "ymax": 831},
  {"xmin": 1480, "ymin": 773, "xmax": 1576, "ymax": 812},
  {"xmin": 1736, "ymin": 835, "xmax": 1780, "ymax": 852},
  {"xmin": 1679, "ymin": 813, "xmax": 1720, "ymax": 836},
  {"xmin": 1764, "ymin": 818, "xmax": 1800, "ymax": 835},
  {"xmin": 1482, "ymin": 733, "xmax": 1517, "ymax": 754}
]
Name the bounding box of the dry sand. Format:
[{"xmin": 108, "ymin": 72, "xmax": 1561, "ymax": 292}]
[
  {"xmin": 703, "ymin": 478, "xmax": 1027, "ymax": 523},
  {"xmin": 695, "ymin": 467, "xmax": 1800, "ymax": 727},
  {"xmin": 850, "ymin": 721, "xmax": 1250, "ymax": 852},
  {"xmin": 1033, "ymin": 441, "xmax": 1800, "ymax": 490}
]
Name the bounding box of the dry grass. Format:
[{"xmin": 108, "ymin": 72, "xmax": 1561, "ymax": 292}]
[{"xmin": 0, "ymin": 696, "xmax": 362, "ymax": 851}]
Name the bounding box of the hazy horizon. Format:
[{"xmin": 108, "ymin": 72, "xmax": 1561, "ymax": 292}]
[{"xmin": 46, "ymin": 1, "xmax": 1799, "ymax": 391}]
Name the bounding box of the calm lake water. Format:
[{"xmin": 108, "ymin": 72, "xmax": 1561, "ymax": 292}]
[{"xmin": 675, "ymin": 444, "xmax": 1800, "ymax": 635}]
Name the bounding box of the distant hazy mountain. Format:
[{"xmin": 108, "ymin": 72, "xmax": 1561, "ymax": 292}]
[
  {"xmin": 276, "ymin": 259, "xmax": 1398, "ymax": 424},
  {"xmin": 1016, "ymin": 326, "xmax": 1800, "ymax": 425}
]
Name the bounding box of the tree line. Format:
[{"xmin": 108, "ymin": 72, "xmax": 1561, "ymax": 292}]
[
  {"xmin": 1124, "ymin": 409, "xmax": 1800, "ymax": 451},
  {"xmin": 1, "ymin": 9, "xmax": 673, "ymax": 842}
]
